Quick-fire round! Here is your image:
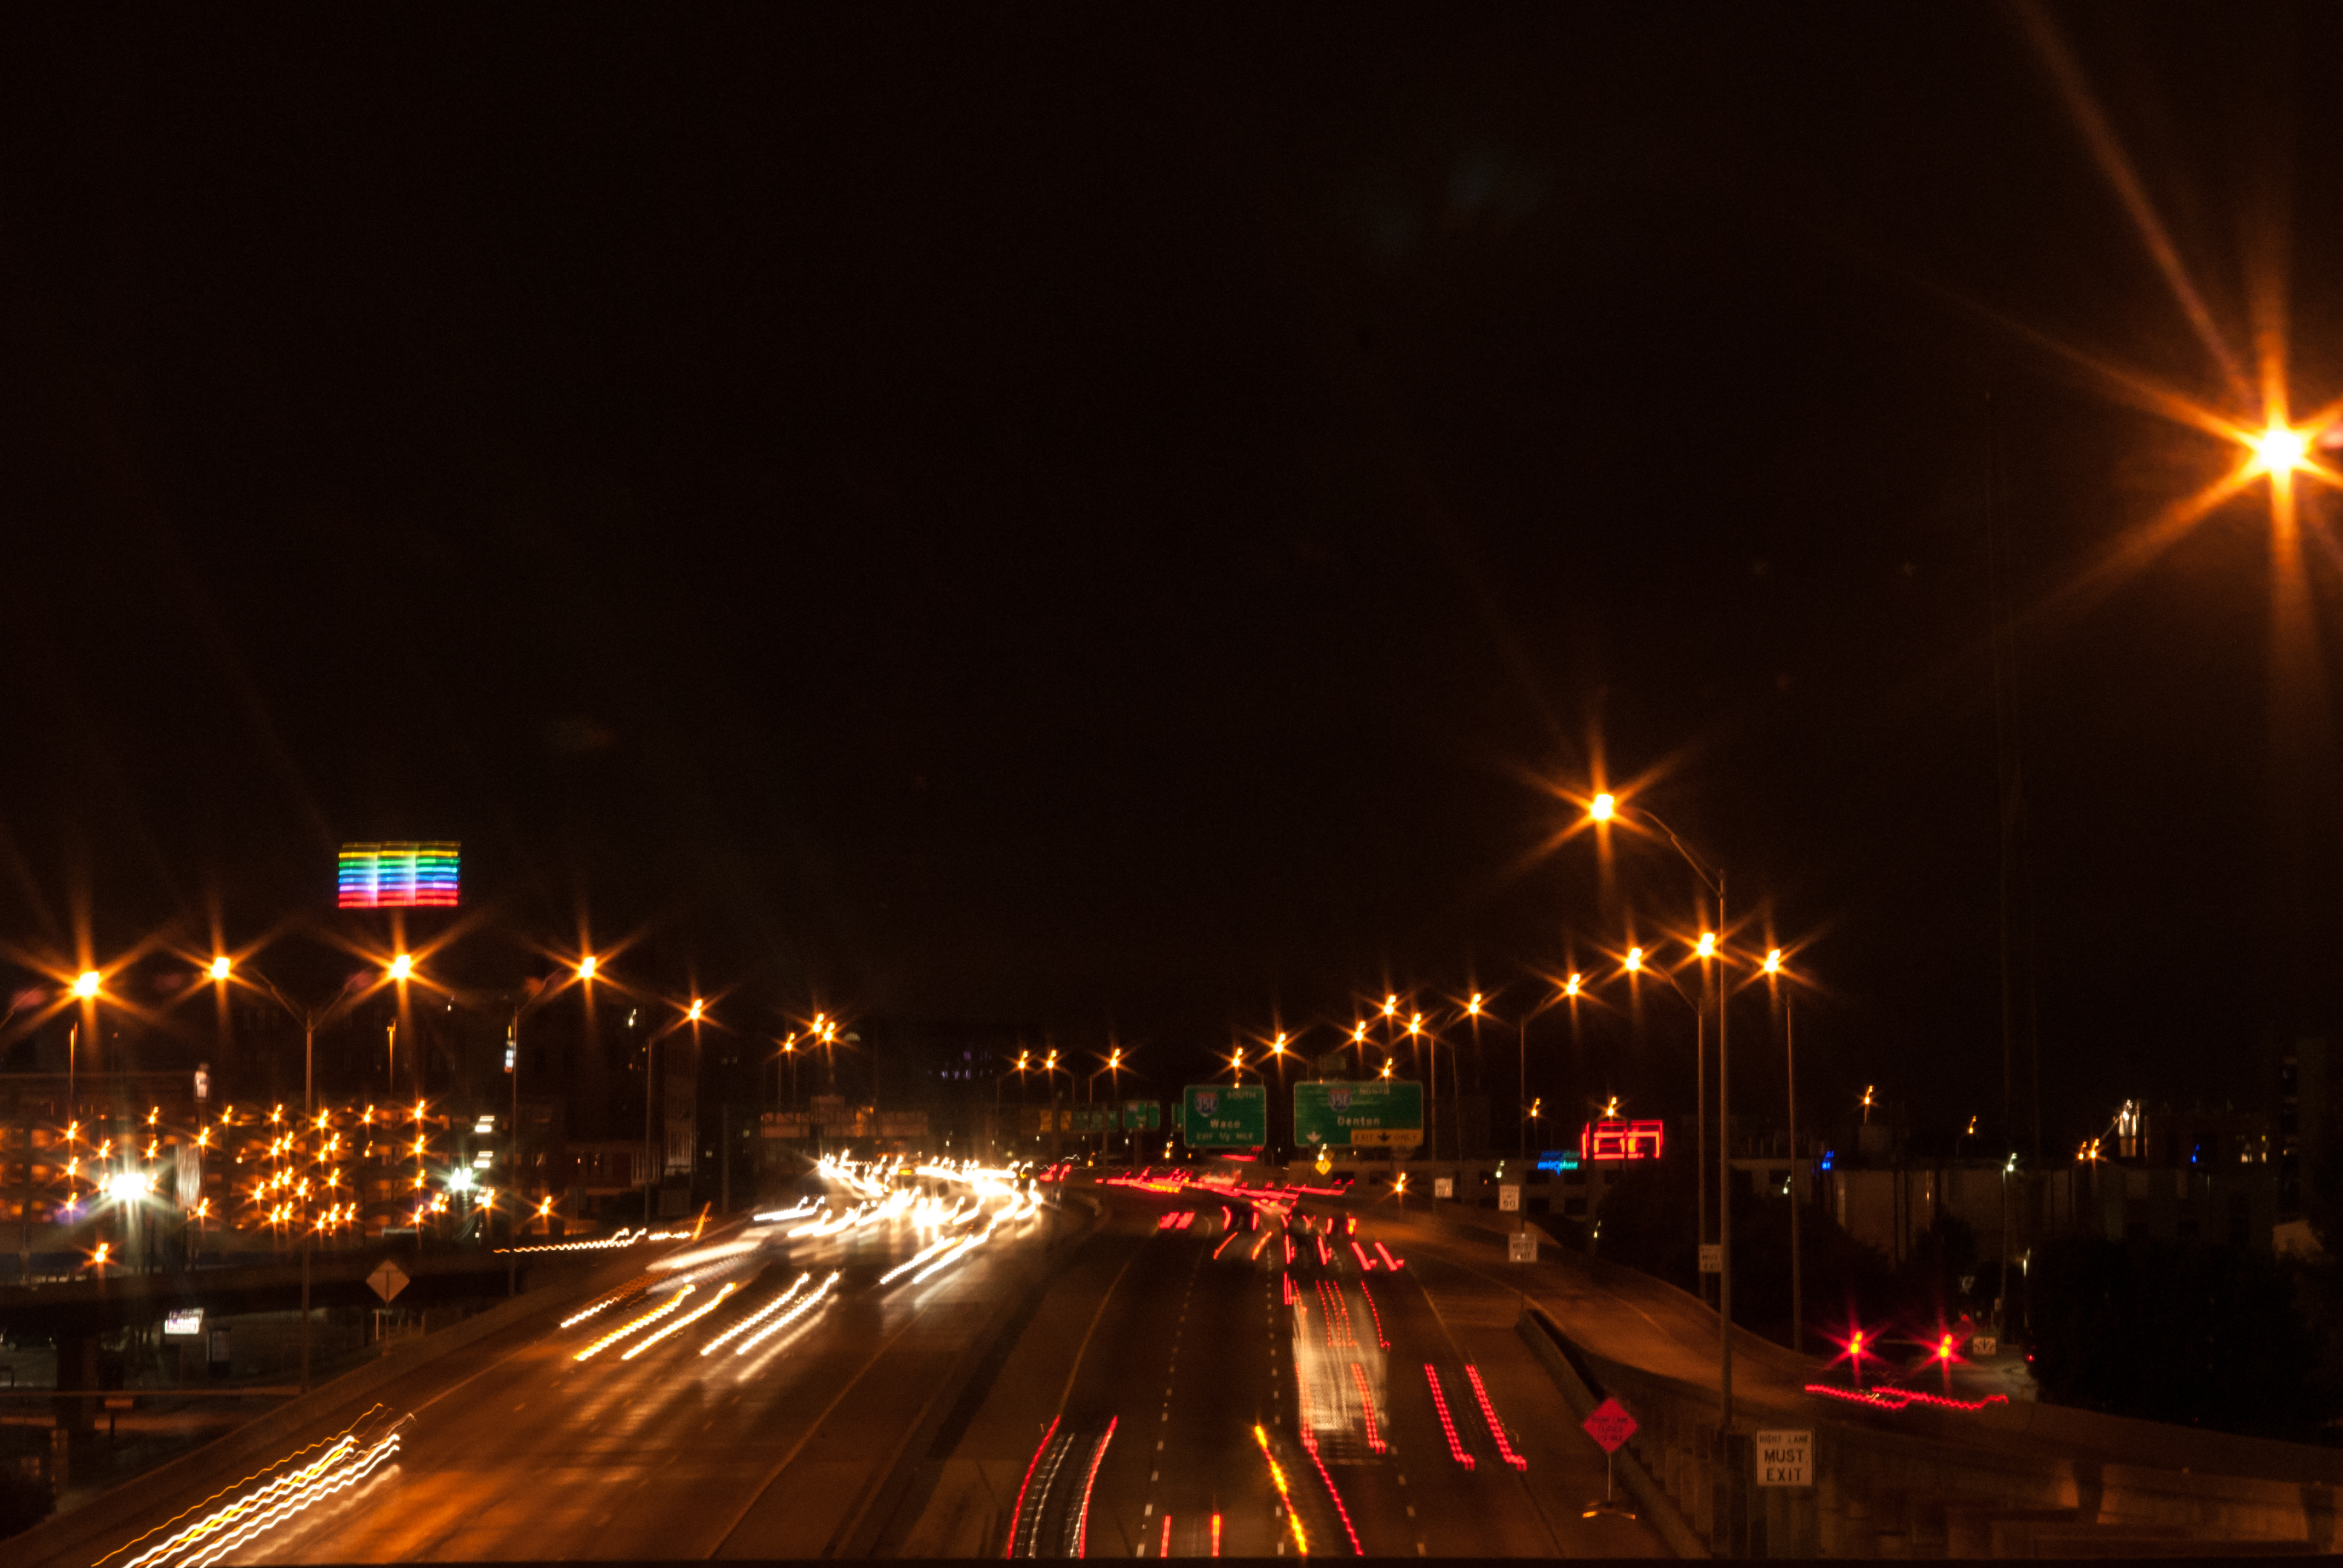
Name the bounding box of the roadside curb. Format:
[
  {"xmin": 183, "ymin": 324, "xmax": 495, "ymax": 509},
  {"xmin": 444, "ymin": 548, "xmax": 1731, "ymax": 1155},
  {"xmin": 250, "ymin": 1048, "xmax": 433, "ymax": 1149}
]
[{"xmin": 1517, "ymin": 1302, "xmax": 1709, "ymax": 1560}]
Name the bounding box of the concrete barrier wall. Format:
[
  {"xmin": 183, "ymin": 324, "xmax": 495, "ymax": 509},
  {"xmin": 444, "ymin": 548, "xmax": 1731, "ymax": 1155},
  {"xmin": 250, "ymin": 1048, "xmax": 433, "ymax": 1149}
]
[
  {"xmin": 1564, "ymin": 1333, "xmax": 2331, "ymax": 1557},
  {"xmin": 1516, "ymin": 1303, "xmax": 1706, "ymax": 1558}
]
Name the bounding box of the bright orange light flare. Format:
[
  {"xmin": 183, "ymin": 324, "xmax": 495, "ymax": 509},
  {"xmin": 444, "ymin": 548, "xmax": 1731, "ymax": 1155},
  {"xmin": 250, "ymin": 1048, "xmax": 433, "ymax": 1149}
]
[
  {"xmin": 388, "ymin": 954, "xmax": 413, "ymax": 981},
  {"xmin": 1564, "ymin": 973, "xmax": 1582, "ymax": 997},
  {"xmin": 1381, "ymin": 995, "xmax": 1397, "ymax": 1017},
  {"xmin": 1589, "ymin": 792, "xmax": 1616, "ymax": 822},
  {"xmin": 1351, "ymin": 1023, "xmax": 1366, "ymax": 1044},
  {"xmin": 1467, "ymin": 993, "xmax": 1483, "ymax": 1016},
  {"xmin": 2245, "ymin": 420, "xmax": 2312, "ymax": 478},
  {"xmin": 209, "ymin": 956, "xmax": 232, "ymax": 981},
  {"xmin": 1696, "ymin": 933, "xmax": 1716, "ymax": 958},
  {"xmin": 1378, "ymin": 1060, "xmax": 1393, "ymax": 1079},
  {"xmin": 578, "ymin": 955, "xmax": 597, "ymax": 980},
  {"xmin": 1624, "ymin": 947, "xmax": 1643, "ymax": 973},
  {"xmin": 74, "ymin": 970, "xmax": 101, "ymax": 999},
  {"xmin": 1765, "ymin": 949, "xmax": 1783, "ymax": 974},
  {"xmin": 687, "ymin": 999, "xmax": 704, "ymax": 1022}
]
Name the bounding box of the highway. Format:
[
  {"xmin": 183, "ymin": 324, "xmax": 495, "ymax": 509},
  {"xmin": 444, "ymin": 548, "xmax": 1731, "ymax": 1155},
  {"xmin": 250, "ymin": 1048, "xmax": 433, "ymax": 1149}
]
[
  {"xmin": 891, "ymin": 1170, "xmax": 1666, "ymax": 1558},
  {"xmin": 38, "ymin": 1162, "xmax": 1670, "ymax": 1562},
  {"xmin": 38, "ymin": 1158, "xmax": 1067, "ymax": 1566}
]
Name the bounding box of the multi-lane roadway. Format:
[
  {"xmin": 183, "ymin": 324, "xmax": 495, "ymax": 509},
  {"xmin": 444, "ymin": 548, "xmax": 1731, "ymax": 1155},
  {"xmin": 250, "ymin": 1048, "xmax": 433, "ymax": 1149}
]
[
  {"xmin": 897, "ymin": 1168, "xmax": 1665, "ymax": 1558},
  {"xmin": 30, "ymin": 1159, "xmax": 1667, "ymax": 1561},
  {"xmin": 36, "ymin": 1158, "xmax": 1065, "ymax": 1566}
]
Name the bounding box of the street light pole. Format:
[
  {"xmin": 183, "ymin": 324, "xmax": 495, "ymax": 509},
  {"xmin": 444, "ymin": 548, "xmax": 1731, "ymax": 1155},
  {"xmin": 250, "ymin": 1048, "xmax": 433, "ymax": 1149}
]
[
  {"xmin": 1786, "ymin": 991, "xmax": 1801, "ymax": 1356},
  {"xmin": 1591, "ymin": 793, "xmax": 1735, "ymax": 1432},
  {"xmin": 1715, "ymin": 870, "xmax": 1734, "ymax": 1432}
]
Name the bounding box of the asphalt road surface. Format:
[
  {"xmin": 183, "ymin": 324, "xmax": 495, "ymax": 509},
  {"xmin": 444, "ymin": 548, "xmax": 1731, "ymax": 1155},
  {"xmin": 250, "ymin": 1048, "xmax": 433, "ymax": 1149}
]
[
  {"xmin": 893, "ymin": 1173, "xmax": 1666, "ymax": 1558},
  {"xmin": 48, "ymin": 1165, "xmax": 1067, "ymax": 1566}
]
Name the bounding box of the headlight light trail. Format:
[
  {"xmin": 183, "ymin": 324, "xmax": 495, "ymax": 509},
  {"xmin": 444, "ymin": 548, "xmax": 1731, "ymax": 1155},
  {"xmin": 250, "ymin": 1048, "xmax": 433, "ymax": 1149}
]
[
  {"xmin": 699, "ymin": 1273, "xmax": 811, "ymax": 1355},
  {"xmin": 619, "ymin": 1281, "xmax": 739, "ymax": 1360},
  {"xmin": 735, "ymin": 1270, "xmax": 839, "ymax": 1355},
  {"xmin": 575, "ymin": 1285, "xmax": 693, "ymax": 1361}
]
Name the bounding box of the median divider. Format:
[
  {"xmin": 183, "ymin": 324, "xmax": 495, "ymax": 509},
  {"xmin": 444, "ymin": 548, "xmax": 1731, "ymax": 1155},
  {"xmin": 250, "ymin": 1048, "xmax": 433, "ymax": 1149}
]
[{"xmin": 831, "ymin": 1189, "xmax": 1109, "ymax": 1558}]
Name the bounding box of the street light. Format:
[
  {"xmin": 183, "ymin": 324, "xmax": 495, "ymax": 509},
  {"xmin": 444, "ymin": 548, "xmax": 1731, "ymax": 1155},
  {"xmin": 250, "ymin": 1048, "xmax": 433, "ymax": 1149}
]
[
  {"xmin": 504, "ymin": 953, "xmax": 598, "ymax": 1277},
  {"xmin": 1614, "ymin": 944, "xmax": 1712, "ymax": 1283},
  {"xmin": 2248, "ymin": 420, "xmax": 2312, "ymax": 478},
  {"xmin": 229, "ymin": 955, "xmax": 408, "ymax": 1393},
  {"xmin": 1760, "ymin": 948, "xmax": 1804, "ymax": 1354},
  {"xmin": 1582, "ymin": 790, "xmax": 1739, "ymax": 1432},
  {"xmin": 73, "ymin": 970, "xmax": 100, "ymax": 999}
]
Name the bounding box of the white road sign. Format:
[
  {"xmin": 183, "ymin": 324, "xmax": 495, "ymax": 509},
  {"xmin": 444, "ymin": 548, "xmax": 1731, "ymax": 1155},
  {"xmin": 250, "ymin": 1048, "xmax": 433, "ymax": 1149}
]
[{"xmin": 1755, "ymin": 1429, "xmax": 1812, "ymax": 1487}]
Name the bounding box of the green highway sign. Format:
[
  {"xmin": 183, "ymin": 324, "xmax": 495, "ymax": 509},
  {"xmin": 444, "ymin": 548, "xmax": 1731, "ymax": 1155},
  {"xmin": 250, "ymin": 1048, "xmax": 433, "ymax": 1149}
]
[
  {"xmin": 1293, "ymin": 1079, "xmax": 1423, "ymax": 1149},
  {"xmin": 1181, "ymin": 1084, "xmax": 1267, "ymax": 1148},
  {"xmin": 1122, "ymin": 1100, "xmax": 1161, "ymax": 1131}
]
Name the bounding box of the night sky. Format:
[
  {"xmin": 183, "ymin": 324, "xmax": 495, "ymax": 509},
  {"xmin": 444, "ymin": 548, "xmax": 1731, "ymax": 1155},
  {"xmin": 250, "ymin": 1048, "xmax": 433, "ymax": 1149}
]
[{"xmin": 3, "ymin": 5, "xmax": 2338, "ymax": 1146}]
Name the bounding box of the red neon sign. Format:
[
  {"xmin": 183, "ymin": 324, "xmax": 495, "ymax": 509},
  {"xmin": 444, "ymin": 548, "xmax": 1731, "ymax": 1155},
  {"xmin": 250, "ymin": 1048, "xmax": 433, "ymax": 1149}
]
[{"xmin": 1580, "ymin": 1117, "xmax": 1665, "ymax": 1161}]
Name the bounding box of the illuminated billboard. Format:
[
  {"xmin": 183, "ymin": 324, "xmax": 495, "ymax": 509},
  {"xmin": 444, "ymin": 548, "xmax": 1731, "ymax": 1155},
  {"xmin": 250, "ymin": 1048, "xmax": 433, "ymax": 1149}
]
[
  {"xmin": 338, "ymin": 842, "xmax": 460, "ymax": 908},
  {"xmin": 1581, "ymin": 1117, "xmax": 1665, "ymax": 1162}
]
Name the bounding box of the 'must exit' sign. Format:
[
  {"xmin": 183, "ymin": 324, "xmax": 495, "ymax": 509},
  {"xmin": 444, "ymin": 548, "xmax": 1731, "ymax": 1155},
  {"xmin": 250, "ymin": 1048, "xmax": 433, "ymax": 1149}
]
[{"xmin": 1755, "ymin": 1429, "xmax": 1812, "ymax": 1487}]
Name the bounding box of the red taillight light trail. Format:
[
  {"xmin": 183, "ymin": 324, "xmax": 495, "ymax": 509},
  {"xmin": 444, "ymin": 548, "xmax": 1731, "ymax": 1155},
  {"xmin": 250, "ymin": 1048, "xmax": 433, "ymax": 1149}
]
[
  {"xmin": 1464, "ymin": 1365, "xmax": 1527, "ymax": 1470},
  {"xmin": 1357, "ymin": 1279, "xmax": 1389, "ymax": 1348},
  {"xmin": 1303, "ymin": 1432, "xmax": 1365, "ymax": 1555},
  {"xmin": 1374, "ymin": 1241, "xmax": 1403, "ymax": 1270},
  {"xmin": 1348, "ymin": 1361, "xmax": 1386, "ymax": 1454},
  {"xmin": 1805, "ymin": 1382, "xmax": 2009, "ymax": 1413},
  {"xmin": 1072, "ymin": 1417, "xmax": 1116, "ymax": 1558},
  {"xmin": 1210, "ymin": 1513, "xmax": 1222, "ymax": 1557},
  {"xmin": 1003, "ymin": 1414, "xmax": 1060, "ymax": 1558},
  {"xmin": 1349, "ymin": 1241, "xmax": 1377, "ymax": 1271},
  {"xmin": 1160, "ymin": 1514, "xmax": 1173, "ymax": 1558},
  {"xmin": 1424, "ymin": 1365, "xmax": 1475, "ymax": 1468}
]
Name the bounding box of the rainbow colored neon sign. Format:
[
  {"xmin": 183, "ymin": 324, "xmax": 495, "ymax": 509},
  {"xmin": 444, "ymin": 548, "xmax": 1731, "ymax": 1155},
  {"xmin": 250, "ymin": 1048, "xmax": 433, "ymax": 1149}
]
[{"xmin": 338, "ymin": 843, "xmax": 460, "ymax": 908}]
